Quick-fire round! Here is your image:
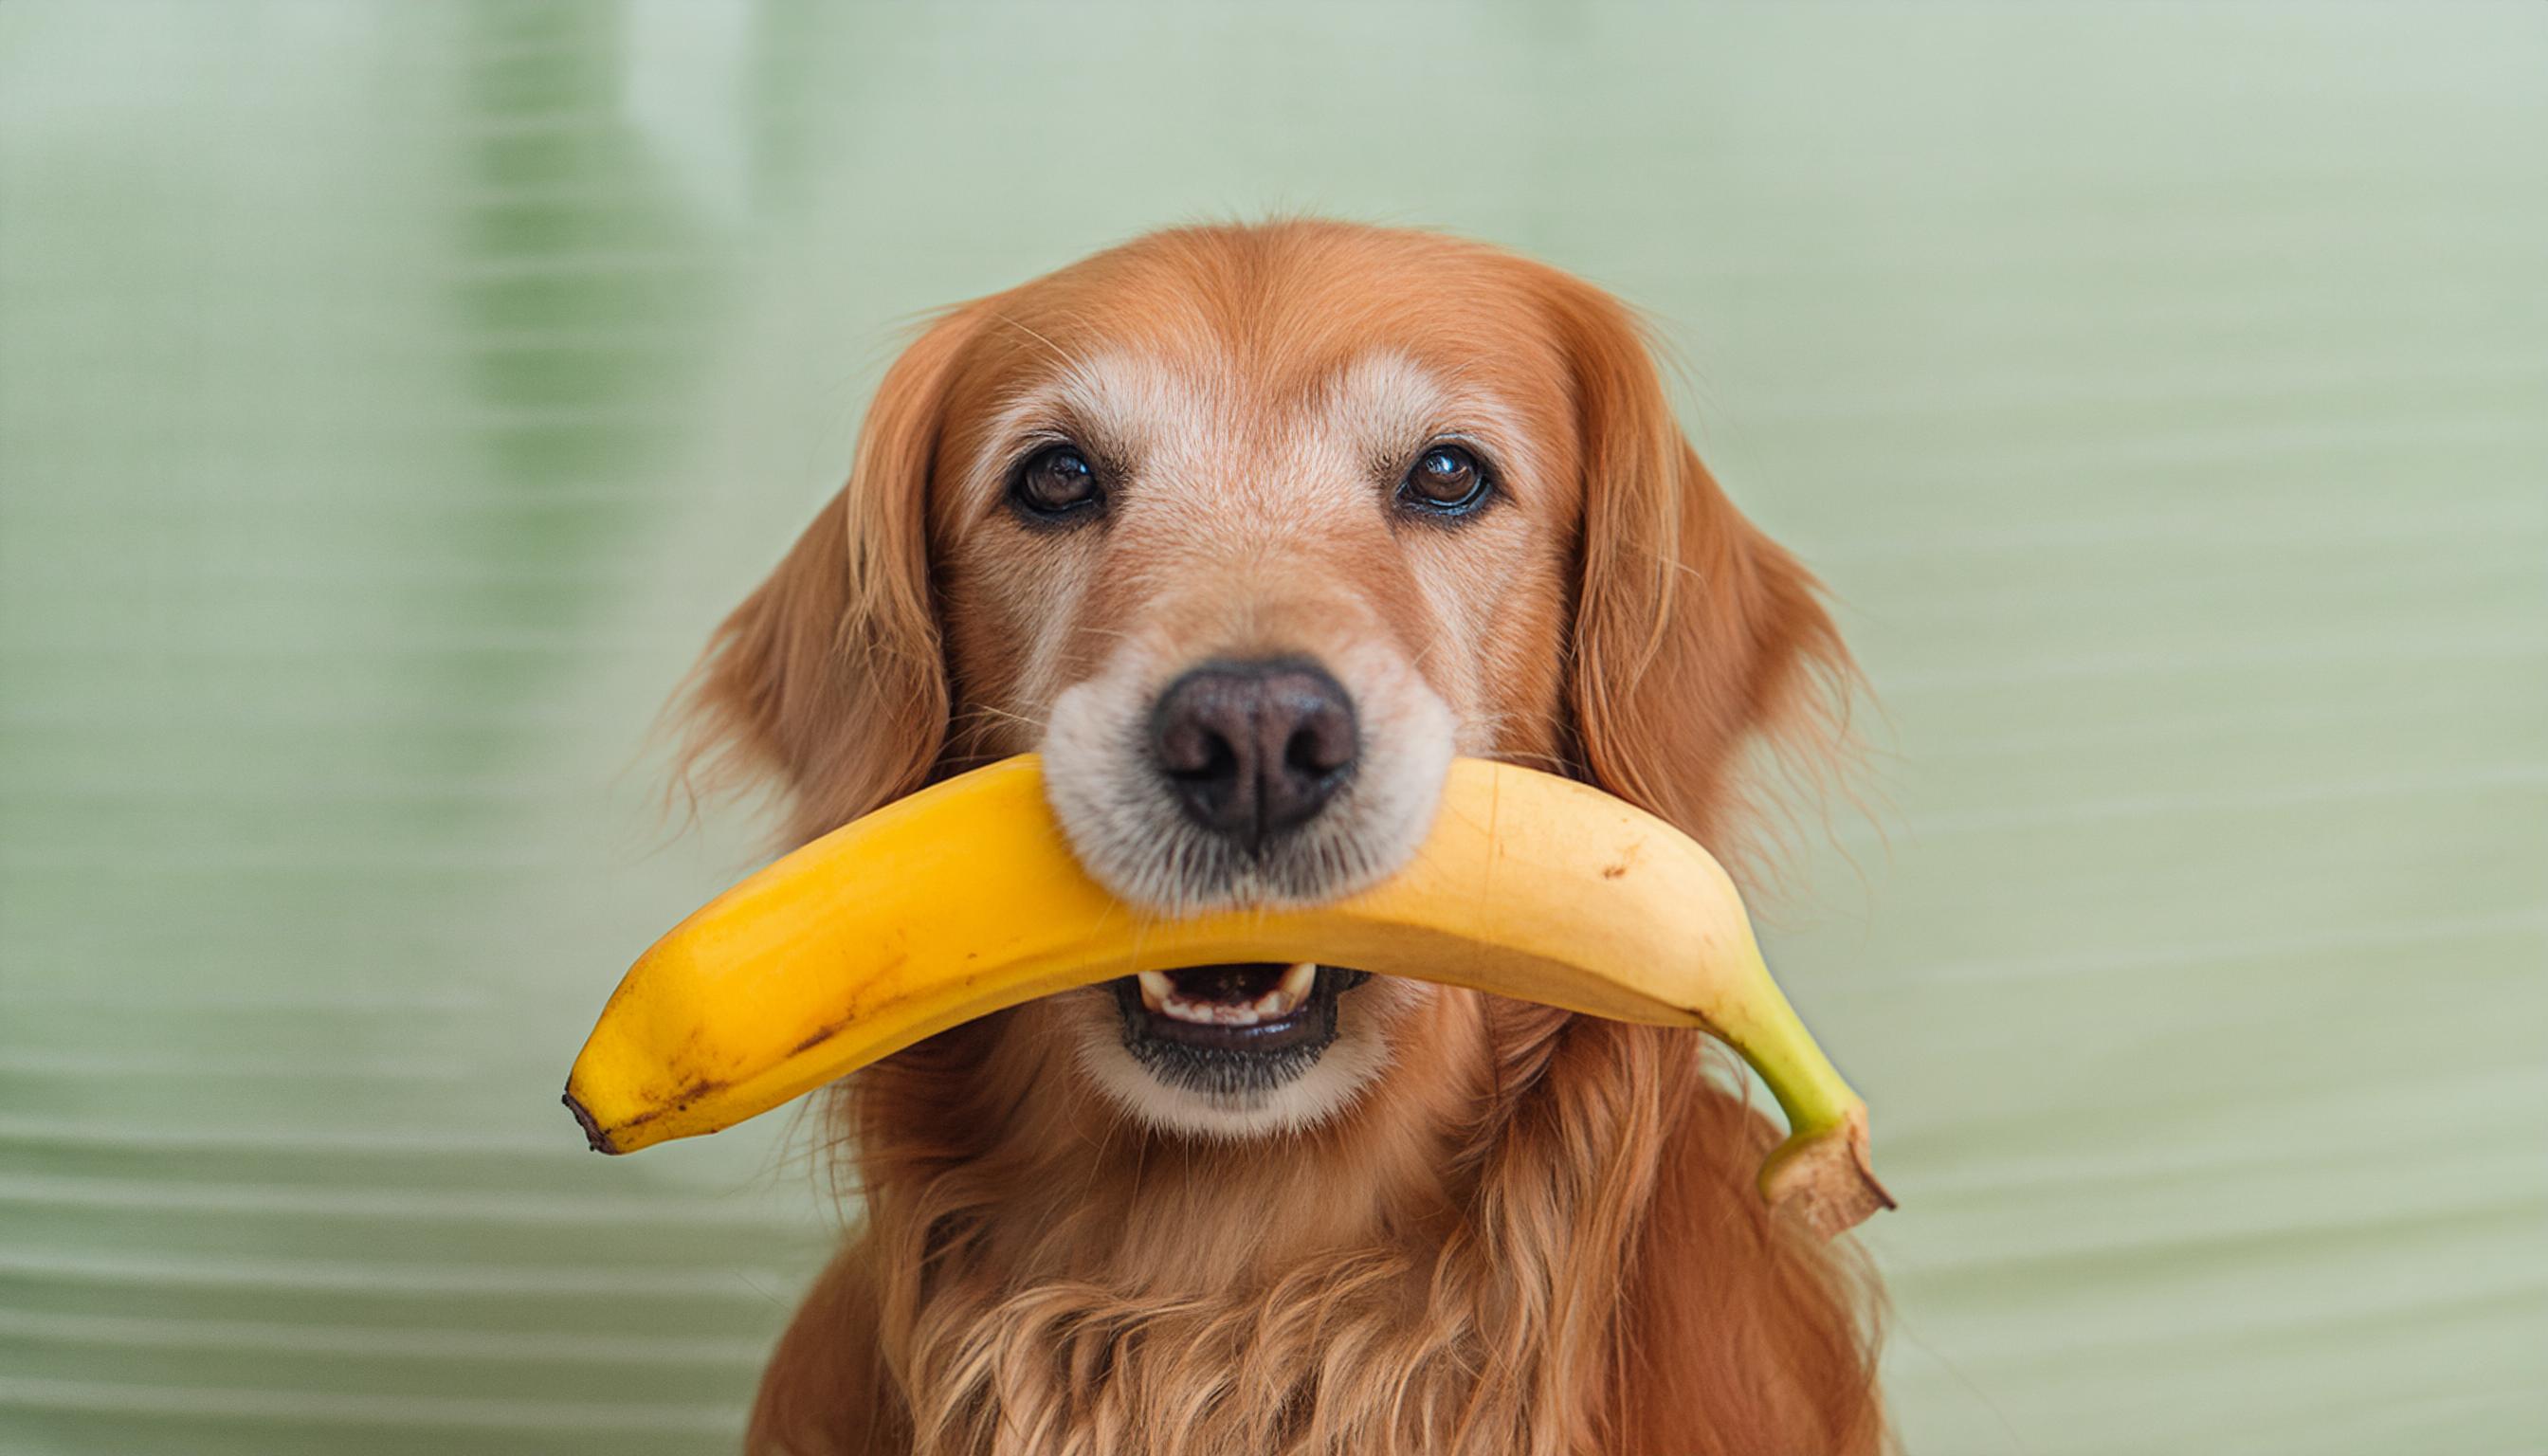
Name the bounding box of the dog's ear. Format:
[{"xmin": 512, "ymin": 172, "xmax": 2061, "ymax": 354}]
[
  {"xmin": 674, "ymin": 306, "xmax": 981, "ymax": 846},
  {"xmin": 1553, "ymin": 279, "xmax": 1853, "ymax": 857}
]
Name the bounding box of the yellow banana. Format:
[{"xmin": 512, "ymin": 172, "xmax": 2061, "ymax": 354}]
[{"xmin": 566, "ymin": 755, "xmax": 1891, "ymax": 1235}]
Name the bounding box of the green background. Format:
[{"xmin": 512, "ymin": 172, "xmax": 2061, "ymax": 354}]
[{"xmin": 4, "ymin": 3, "xmax": 2542, "ymax": 1452}]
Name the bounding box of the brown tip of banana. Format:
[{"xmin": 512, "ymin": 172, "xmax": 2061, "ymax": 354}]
[
  {"xmin": 1759, "ymin": 1104, "xmax": 1893, "ymax": 1239},
  {"xmin": 563, "ymin": 1089, "xmax": 619, "ymax": 1156}
]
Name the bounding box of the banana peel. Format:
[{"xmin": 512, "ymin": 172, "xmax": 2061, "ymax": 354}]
[{"xmin": 566, "ymin": 755, "xmax": 1892, "ymax": 1237}]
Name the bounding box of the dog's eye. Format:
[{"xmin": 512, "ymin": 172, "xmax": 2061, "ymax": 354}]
[
  {"xmin": 1010, "ymin": 444, "xmax": 1102, "ymax": 519},
  {"xmin": 1396, "ymin": 444, "xmax": 1492, "ymax": 518}
]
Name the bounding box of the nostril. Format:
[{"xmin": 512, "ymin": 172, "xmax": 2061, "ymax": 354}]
[
  {"xmin": 1166, "ymin": 731, "xmax": 1236, "ymax": 784},
  {"xmin": 1283, "ymin": 704, "xmax": 1355, "ymax": 779},
  {"xmin": 1283, "ymin": 727, "xmax": 1325, "ymax": 777}
]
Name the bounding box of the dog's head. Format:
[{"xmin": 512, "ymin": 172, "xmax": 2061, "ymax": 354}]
[{"xmin": 682, "ymin": 222, "xmax": 1844, "ymax": 1143}]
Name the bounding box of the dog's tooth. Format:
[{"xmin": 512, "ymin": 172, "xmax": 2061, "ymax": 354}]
[
  {"xmin": 1276, "ymin": 961, "xmax": 1317, "ymax": 1008},
  {"xmin": 1159, "ymin": 992, "xmax": 1259, "ymax": 1027},
  {"xmin": 1245, "ymin": 962, "xmax": 1317, "ymax": 1019},
  {"xmin": 1148, "ymin": 965, "xmax": 1316, "ymax": 1027}
]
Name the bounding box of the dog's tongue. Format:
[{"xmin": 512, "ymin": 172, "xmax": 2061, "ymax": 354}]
[{"xmin": 1166, "ymin": 962, "xmax": 1288, "ymax": 1004}]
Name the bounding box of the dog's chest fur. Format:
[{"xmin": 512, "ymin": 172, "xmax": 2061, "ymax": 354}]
[{"xmin": 830, "ymin": 1007, "xmax": 1695, "ymax": 1456}]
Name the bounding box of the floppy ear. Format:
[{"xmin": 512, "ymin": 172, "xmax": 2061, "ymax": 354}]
[
  {"xmin": 674, "ymin": 306, "xmax": 981, "ymax": 846},
  {"xmin": 1555, "ymin": 280, "xmax": 1854, "ymax": 860}
]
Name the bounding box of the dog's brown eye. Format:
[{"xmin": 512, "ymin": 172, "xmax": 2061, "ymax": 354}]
[
  {"xmin": 1011, "ymin": 444, "xmax": 1101, "ymax": 519},
  {"xmin": 1397, "ymin": 444, "xmax": 1491, "ymax": 517}
]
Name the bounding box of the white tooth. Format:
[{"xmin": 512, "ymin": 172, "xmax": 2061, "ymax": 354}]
[
  {"xmin": 1161, "ymin": 992, "xmax": 1259, "ymax": 1027},
  {"xmin": 1274, "ymin": 962, "xmax": 1318, "ymax": 1010},
  {"xmin": 1146, "ymin": 964, "xmax": 1319, "ymax": 1027}
]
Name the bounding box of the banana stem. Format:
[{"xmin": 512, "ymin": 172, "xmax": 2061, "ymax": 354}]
[{"xmin": 1710, "ymin": 944, "xmax": 1895, "ymax": 1238}]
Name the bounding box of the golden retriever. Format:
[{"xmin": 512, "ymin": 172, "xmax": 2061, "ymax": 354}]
[{"xmin": 679, "ymin": 220, "xmax": 1883, "ymax": 1455}]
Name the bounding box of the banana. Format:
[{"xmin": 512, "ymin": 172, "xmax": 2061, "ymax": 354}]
[{"xmin": 565, "ymin": 756, "xmax": 1892, "ymax": 1236}]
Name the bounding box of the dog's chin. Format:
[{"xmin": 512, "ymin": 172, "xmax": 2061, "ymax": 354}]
[{"xmin": 1071, "ymin": 967, "xmax": 1418, "ymax": 1139}]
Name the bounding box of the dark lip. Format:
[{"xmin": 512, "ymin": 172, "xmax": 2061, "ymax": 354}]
[{"xmin": 1110, "ymin": 964, "xmax": 1371, "ymax": 1070}]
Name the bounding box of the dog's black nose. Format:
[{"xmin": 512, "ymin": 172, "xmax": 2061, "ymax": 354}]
[{"xmin": 1151, "ymin": 659, "xmax": 1358, "ymax": 853}]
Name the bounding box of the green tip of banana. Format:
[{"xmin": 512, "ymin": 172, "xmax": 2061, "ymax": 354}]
[{"xmin": 566, "ymin": 755, "xmax": 1891, "ymax": 1236}]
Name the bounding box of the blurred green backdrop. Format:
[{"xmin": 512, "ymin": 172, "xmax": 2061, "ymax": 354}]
[{"xmin": 3, "ymin": 3, "xmax": 2542, "ymax": 1453}]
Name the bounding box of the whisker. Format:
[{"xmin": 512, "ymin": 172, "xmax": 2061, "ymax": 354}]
[{"xmin": 951, "ymin": 702, "xmax": 1052, "ymax": 733}]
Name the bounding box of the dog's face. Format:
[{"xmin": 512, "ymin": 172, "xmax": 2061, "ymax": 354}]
[
  {"xmin": 929, "ymin": 243, "xmax": 1585, "ymax": 1136},
  {"xmin": 687, "ymin": 224, "xmax": 1839, "ymax": 1143}
]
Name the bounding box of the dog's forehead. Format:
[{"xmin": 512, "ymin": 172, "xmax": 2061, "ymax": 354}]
[
  {"xmin": 960, "ymin": 241, "xmax": 1568, "ymax": 444},
  {"xmin": 1034, "ymin": 346, "xmax": 1463, "ymax": 460}
]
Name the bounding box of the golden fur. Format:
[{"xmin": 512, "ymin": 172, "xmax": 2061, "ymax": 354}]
[{"xmin": 681, "ymin": 221, "xmax": 1884, "ymax": 1455}]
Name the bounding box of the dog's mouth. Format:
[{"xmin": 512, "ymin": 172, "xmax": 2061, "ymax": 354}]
[{"xmin": 1109, "ymin": 963, "xmax": 1371, "ymax": 1095}]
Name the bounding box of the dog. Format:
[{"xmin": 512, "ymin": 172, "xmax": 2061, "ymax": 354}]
[{"xmin": 678, "ymin": 221, "xmax": 1883, "ymax": 1455}]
